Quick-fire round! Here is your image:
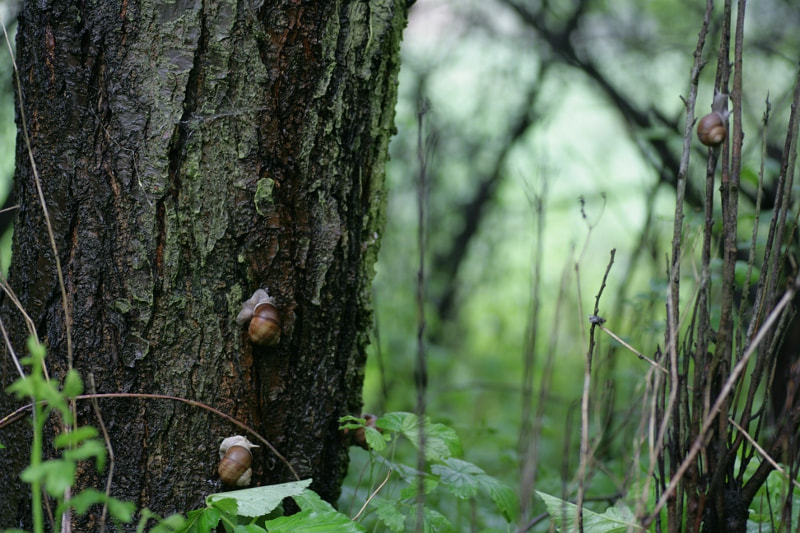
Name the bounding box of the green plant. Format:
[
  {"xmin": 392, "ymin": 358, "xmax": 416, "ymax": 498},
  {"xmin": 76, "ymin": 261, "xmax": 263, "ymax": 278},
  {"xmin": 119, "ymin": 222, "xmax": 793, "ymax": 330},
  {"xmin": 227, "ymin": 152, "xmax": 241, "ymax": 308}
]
[
  {"xmin": 340, "ymin": 412, "xmax": 518, "ymax": 532},
  {"xmin": 2, "ymin": 337, "xmax": 183, "ymax": 533}
]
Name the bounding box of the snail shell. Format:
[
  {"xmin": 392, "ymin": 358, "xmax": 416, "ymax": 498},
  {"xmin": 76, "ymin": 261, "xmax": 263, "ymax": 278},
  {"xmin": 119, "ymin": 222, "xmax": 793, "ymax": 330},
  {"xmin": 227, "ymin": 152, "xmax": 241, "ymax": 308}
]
[
  {"xmin": 218, "ymin": 435, "xmax": 259, "ymax": 487},
  {"xmin": 697, "ymin": 111, "xmax": 728, "ymax": 146},
  {"xmin": 344, "ymin": 413, "xmax": 381, "ymax": 450},
  {"xmin": 249, "ymin": 302, "xmax": 281, "ymax": 346},
  {"xmin": 237, "ymin": 288, "xmax": 281, "ymax": 346}
]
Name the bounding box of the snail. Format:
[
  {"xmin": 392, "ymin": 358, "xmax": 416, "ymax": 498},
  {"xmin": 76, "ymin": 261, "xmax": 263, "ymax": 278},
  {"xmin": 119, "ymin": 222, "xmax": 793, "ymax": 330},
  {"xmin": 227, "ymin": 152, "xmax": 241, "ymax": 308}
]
[
  {"xmin": 697, "ymin": 93, "xmax": 730, "ymax": 147},
  {"xmin": 236, "ymin": 288, "xmax": 281, "ymax": 346},
  {"xmin": 218, "ymin": 435, "xmax": 259, "ymax": 486},
  {"xmin": 343, "ymin": 413, "xmax": 381, "ymax": 450}
]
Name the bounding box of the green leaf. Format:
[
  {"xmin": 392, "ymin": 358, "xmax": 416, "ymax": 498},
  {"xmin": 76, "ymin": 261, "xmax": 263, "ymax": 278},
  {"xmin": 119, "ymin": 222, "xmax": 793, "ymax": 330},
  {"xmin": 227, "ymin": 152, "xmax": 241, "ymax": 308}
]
[
  {"xmin": 372, "ymin": 498, "xmax": 406, "ymax": 532},
  {"xmin": 61, "ymin": 488, "xmax": 106, "ymax": 514},
  {"xmin": 536, "ymin": 491, "xmax": 642, "ymax": 532},
  {"xmin": 399, "ymin": 475, "xmax": 439, "ymax": 499},
  {"xmin": 209, "ymin": 496, "xmax": 239, "ymax": 516},
  {"xmin": 105, "ymin": 496, "xmax": 137, "ymax": 522},
  {"xmin": 263, "ymin": 509, "xmax": 366, "ymax": 532},
  {"xmin": 59, "ymin": 489, "xmax": 135, "ymax": 523},
  {"xmin": 376, "ymin": 412, "xmax": 462, "ymax": 461},
  {"xmin": 338, "ymin": 415, "xmax": 367, "ymax": 430},
  {"xmin": 62, "ymin": 369, "xmax": 84, "ymax": 397},
  {"xmin": 233, "ymin": 524, "xmax": 268, "ymax": 533},
  {"xmin": 206, "ymin": 478, "xmax": 313, "ymax": 518},
  {"xmin": 54, "ymin": 426, "xmax": 99, "ymax": 448},
  {"xmin": 63, "ymin": 440, "xmax": 107, "ymax": 471},
  {"xmin": 21, "ymin": 459, "xmax": 76, "ymax": 498},
  {"xmin": 485, "ymin": 477, "xmax": 518, "ymax": 523},
  {"xmin": 364, "ymin": 427, "xmax": 387, "ymax": 452},
  {"xmin": 196, "ymin": 507, "xmax": 223, "ymax": 532},
  {"xmin": 147, "ymin": 513, "xmax": 187, "ymax": 533},
  {"xmin": 431, "ymin": 458, "xmax": 483, "ymax": 499},
  {"xmin": 407, "ymin": 506, "xmax": 452, "ymax": 533},
  {"xmin": 291, "ymin": 490, "xmax": 337, "ymax": 513},
  {"xmin": 180, "ymin": 507, "xmax": 220, "ymax": 533}
]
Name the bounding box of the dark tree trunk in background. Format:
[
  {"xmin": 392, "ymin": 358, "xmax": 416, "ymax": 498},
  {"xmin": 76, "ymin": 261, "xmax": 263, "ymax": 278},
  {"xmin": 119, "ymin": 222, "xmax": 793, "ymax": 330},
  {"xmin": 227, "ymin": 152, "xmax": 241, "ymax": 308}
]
[{"xmin": 0, "ymin": 0, "xmax": 407, "ymax": 528}]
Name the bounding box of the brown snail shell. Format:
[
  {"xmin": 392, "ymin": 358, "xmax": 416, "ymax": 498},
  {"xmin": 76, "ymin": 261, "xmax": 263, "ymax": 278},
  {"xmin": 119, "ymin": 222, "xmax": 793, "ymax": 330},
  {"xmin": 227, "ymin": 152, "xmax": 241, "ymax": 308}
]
[
  {"xmin": 697, "ymin": 111, "xmax": 728, "ymax": 147},
  {"xmin": 218, "ymin": 435, "xmax": 259, "ymax": 487},
  {"xmin": 344, "ymin": 413, "xmax": 381, "ymax": 450},
  {"xmin": 237, "ymin": 288, "xmax": 281, "ymax": 346},
  {"xmin": 218, "ymin": 446, "xmax": 253, "ymax": 486},
  {"xmin": 248, "ymin": 302, "xmax": 281, "ymax": 346}
]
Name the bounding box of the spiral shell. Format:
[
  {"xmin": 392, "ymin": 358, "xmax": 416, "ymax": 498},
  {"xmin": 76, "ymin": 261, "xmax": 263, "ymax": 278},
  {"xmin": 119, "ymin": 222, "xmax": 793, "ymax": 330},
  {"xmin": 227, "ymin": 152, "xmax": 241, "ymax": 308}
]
[
  {"xmin": 237, "ymin": 289, "xmax": 281, "ymax": 346},
  {"xmin": 218, "ymin": 435, "xmax": 259, "ymax": 487},
  {"xmin": 697, "ymin": 111, "xmax": 728, "ymax": 147}
]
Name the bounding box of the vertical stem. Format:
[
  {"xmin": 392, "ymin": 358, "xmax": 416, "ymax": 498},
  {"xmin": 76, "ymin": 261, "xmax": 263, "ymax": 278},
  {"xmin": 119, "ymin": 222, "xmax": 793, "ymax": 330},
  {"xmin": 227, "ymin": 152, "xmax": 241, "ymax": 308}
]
[{"xmin": 414, "ymin": 100, "xmax": 430, "ymax": 533}]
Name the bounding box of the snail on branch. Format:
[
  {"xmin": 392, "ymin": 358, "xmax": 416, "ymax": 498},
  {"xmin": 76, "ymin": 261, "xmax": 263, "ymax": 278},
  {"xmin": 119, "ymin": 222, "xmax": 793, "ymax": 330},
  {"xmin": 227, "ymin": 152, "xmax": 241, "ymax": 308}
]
[{"xmin": 697, "ymin": 92, "xmax": 730, "ymax": 147}]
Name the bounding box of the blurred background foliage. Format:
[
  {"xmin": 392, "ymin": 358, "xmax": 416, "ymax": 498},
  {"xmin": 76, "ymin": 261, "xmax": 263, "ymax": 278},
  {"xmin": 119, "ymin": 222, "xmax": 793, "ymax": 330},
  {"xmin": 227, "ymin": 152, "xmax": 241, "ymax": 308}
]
[
  {"xmin": 343, "ymin": 0, "xmax": 800, "ymax": 529},
  {"xmin": 1, "ymin": 0, "xmax": 799, "ymax": 530}
]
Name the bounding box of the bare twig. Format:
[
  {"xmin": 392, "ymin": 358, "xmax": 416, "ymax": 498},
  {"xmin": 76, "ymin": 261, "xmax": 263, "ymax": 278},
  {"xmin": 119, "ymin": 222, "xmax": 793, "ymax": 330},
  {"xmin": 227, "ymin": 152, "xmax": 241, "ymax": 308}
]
[
  {"xmin": 0, "ymin": 392, "xmax": 300, "ymax": 481},
  {"xmin": 644, "ymin": 284, "xmax": 796, "ymax": 526},
  {"xmin": 351, "ymin": 468, "xmax": 393, "ymax": 522}
]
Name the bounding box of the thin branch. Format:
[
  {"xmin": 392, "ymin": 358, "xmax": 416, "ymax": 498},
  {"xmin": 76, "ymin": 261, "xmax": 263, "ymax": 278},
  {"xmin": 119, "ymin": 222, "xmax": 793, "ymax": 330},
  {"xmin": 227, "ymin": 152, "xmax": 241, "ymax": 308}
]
[
  {"xmin": 0, "ymin": 392, "xmax": 300, "ymax": 481},
  {"xmin": 351, "ymin": 468, "xmax": 392, "ymax": 522},
  {"xmin": 644, "ymin": 283, "xmax": 796, "ymax": 526}
]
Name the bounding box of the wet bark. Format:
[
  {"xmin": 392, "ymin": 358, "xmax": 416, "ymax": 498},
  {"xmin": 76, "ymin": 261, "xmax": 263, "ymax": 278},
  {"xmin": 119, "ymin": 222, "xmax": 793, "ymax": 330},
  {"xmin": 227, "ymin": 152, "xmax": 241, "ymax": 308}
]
[{"xmin": 0, "ymin": 0, "xmax": 406, "ymax": 528}]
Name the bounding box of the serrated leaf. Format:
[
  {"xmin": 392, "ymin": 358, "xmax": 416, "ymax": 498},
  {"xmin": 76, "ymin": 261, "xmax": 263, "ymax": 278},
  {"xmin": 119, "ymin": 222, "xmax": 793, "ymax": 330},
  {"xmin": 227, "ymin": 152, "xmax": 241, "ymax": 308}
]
[
  {"xmin": 431, "ymin": 458, "xmax": 483, "ymax": 499},
  {"xmin": 486, "ymin": 477, "xmax": 518, "ymax": 523},
  {"xmin": 536, "ymin": 491, "xmax": 642, "ymax": 532},
  {"xmin": 399, "ymin": 475, "xmax": 438, "ymax": 499},
  {"xmin": 291, "ymin": 489, "xmax": 336, "ymax": 513},
  {"xmin": 21, "ymin": 459, "xmax": 76, "ymax": 498},
  {"xmin": 64, "ymin": 440, "xmax": 107, "ymax": 471},
  {"xmin": 372, "ymin": 498, "xmax": 406, "ymax": 532},
  {"xmin": 206, "ymin": 478, "xmax": 313, "ymax": 518},
  {"xmin": 376, "ymin": 412, "xmax": 462, "ymax": 461},
  {"xmin": 106, "ymin": 496, "xmax": 136, "ymax": 522},
  {"xmin": 54, "ymin": 426, "xmax": 99, "ymax": 448},
  {"xmin": 407, "ymin": 506, "xmax": 452, "ymax": 533},
  {"xmin": 196, "ymin": 507, "xmax": 223, "ymax": 531},
  {"xmin": 338, "ymin": 415, "xmax": 367, "ymax": 430},
  {"xmin": 62, "ymin": 369, "xmax": 83, "ymax": 397},
  {"xmin": 263, "ymin": 508, "xmax": 366, "ymax": 532},
  {"xmin": 60, "ymin": 488, "xmax": 106, "ymax": 514},
  {"xmin": 364, "ymin": 427, "xmax": 387, "ymax": 452},
  {"xmin": 376, "ymin": 412, "xmax": 417, "ymax": 434},
  {"xmin": 147, "ymin": 513, "xmax": 186, "ymax": 533}
]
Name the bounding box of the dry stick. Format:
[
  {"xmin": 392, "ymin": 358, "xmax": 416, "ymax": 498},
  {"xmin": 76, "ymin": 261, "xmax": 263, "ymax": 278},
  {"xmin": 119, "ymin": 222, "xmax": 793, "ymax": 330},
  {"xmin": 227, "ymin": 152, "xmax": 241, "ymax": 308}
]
[
  {"xmin": 728, "ymin": 418, "xmax": 800, "ymax": 491},
  {"xmin": 575, "ymin": 247, "xmax": 615, "ymax": 532},
  {"xmin": 2, "ymin": 15, "xmax": 72, "ymax": 530},
  {"xmin": 87, "ymin": 376, "xmax": 114, "ymax": 532},
  {"xmin": 643, "ymin": 284, "xmax": 796, "ymax": 527},
  {"xmin": 0, "ymin": 392, "xmax": 300, "ymax": 481},
  {"xmin": 0, "ymin": 11, "xmax": 72, "ymax": 379},
  {"xmin": 595, "ymin": 325, "xmax": 668, "ymax": 375},
  {"xmin": 351, "ymin": 468, "xmax": 393, "ymax": 522},
  {"xmin": 650, "ymin": 0, "xmax": 712, "ymax": 525}
]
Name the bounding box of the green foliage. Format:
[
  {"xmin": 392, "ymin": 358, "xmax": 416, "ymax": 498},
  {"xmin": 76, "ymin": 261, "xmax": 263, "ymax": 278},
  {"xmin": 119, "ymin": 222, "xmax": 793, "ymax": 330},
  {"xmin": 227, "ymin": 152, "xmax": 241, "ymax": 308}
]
[
  {"xmin": 536, "ymin": 491, "xmax": 641, "ymax": 533},
  {"xmin": 2, "ymin": 337, "xmax": 180, "ymax": 533},
  {"xmin": 340, "ymin": 412, "xmax": 518, "ymax": 531},
  {"xmin": 178, "ymin": 479, "xmax": 363, "ymax": 533}
]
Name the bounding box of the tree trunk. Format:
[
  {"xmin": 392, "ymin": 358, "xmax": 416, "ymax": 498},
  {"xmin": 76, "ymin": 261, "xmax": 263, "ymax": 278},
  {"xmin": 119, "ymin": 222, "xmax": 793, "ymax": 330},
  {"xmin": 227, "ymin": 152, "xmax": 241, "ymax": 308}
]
[{"xmin": 0, "ymin": 0, "xmax": 407, "ymax": 528}]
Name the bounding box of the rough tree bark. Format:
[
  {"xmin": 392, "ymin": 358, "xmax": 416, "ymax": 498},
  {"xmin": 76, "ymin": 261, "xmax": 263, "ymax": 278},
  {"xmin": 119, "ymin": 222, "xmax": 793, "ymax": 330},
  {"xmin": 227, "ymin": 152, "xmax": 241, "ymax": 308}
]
[{"xmin": 0, "ymin": 0, "xmax": 407, "ymax": 528}]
